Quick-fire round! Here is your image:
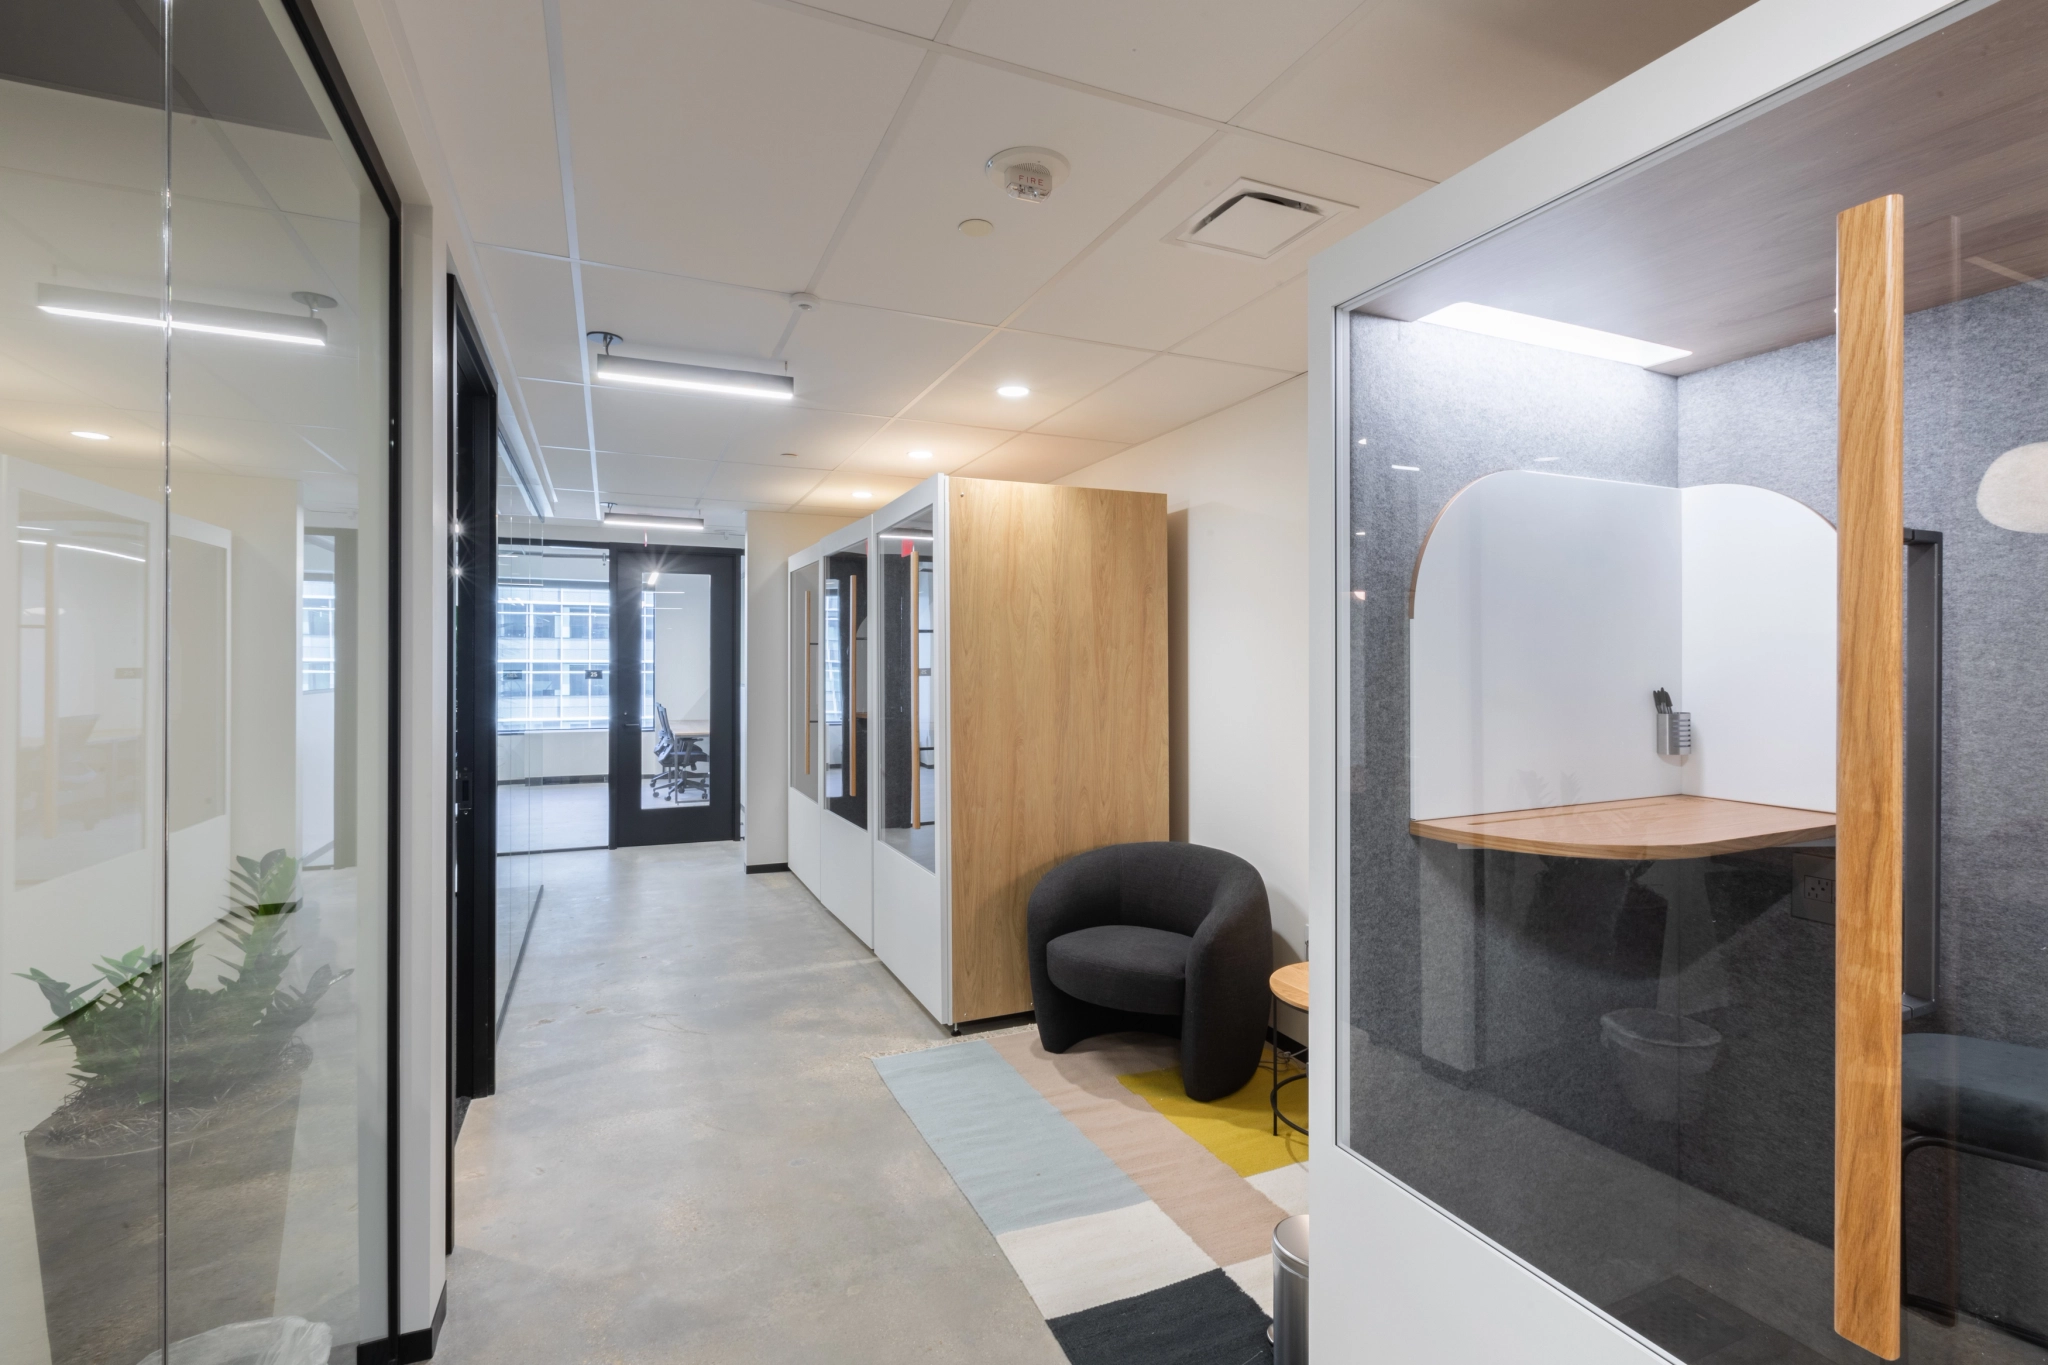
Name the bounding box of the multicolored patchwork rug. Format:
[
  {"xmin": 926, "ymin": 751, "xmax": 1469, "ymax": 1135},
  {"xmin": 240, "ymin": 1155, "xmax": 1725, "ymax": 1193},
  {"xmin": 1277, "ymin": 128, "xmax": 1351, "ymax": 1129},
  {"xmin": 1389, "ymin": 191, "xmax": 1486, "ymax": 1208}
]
[{"xmin": 874, "ymin": 1030, "xmax": 1307, "ymax": 1365}]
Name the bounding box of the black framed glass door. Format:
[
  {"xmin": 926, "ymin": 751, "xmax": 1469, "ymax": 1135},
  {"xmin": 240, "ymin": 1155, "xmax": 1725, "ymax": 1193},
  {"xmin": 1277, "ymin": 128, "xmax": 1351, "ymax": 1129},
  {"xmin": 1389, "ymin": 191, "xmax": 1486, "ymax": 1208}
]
[{"xmin": 609, "ymin": 546, "xmax": 740, "ymax": 845}]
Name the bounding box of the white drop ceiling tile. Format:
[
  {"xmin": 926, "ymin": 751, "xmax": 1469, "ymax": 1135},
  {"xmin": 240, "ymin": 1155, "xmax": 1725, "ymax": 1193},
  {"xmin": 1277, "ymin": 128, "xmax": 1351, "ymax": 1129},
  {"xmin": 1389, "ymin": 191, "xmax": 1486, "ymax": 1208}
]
[
  {"xmin": 816, "ymin": 55, "xmax": 1211, "ymax": 323},
  {"xmin": 589, "ymin": 384, "xmax": 765, "ymax": 461},
  {"xmin": 797, "ymin": 0, "xmax": 953, "ymax": 37},
  {"xmin": 540, "ymin": 446, "xmax": 598, "ymax": 493},
  {"xmin": 559, "ymin": 0, "xmax": 923, "ymax": 288},
  {"xmin": 1035, "ymin": 353, "xmax": 1292, "ymax": 446},
  {"xmin": 781, "ymin": 302, "xmax": 988, "ymax": 416},
  {"xmin": 1012, "ymin": 134, "xmax": 1426, "ymax": 351},
  {"xmin": 520, "ymin": 379, "xmax": 591, "ymax": 448},
  {"xmin": 396, "ymin": 0, "xmax": 567, "ymax": 254},
  {"xmin": 1237, "ymin": 0, "xmax": 1747, "ymax": 182},
  {"xmin": 902, "ymin": 329, "xmax": 1148, "ymax": 429},
  {"xmin": 796, "ymin": 471, "xmax": 922, "ymax": 514},
  {"xmin": 1174, "ymin": 275, "xmax": 1309, "ymax": 372},
  {"xmin": 945, "ymin": 0, "xmax": 1358, "ymax": 121},
  {"xmin": 475, "ymin": 247, "xmax": 583, "ymax": 383},
  {"xmin": 705, "ymin": 461, "xmax": 828, "ymax": 506},
  {"xmin": 955, "ymin": 432, "xmax": 1126, "ymax": 484},
  {"xmin": 719, "ymin": 409, "xmax": 886, "ymax": 468},
  {"xmin": 594, "ymin": 450, "xmax": 717, "ymax": 499},
  {"xmin": 579, "ymin": 264, "xmax": 793, "ymax": 362},
  {"xmin": 838, "ymin": 418, "xmax": 1009, "ymax": 474}
]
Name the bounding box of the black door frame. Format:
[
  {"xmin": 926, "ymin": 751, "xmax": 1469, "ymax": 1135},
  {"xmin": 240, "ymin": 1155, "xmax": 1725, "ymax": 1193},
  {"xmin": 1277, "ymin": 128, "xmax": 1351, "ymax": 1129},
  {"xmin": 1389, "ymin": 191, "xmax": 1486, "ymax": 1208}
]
[
  {"xmin": 609, "ymin": 544, "xmax": 742, "ymax": 846},
  {"xmin": 448, "ymin": 278, "xmax": 498, "ymax": 1111}
]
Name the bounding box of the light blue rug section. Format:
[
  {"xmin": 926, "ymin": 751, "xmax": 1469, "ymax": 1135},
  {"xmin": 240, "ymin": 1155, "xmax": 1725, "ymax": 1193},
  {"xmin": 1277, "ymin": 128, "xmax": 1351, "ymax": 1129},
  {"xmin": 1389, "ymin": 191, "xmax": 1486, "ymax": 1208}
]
[{"xmin": 875, "ymin": 1039, "xmax": 1145, "ymax": 1236}]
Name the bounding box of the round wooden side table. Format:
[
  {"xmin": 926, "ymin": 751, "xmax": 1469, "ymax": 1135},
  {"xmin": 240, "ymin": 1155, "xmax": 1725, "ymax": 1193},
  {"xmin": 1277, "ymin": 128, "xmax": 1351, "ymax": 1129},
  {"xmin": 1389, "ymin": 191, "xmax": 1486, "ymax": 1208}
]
[{"xmin": 1269, "ymin": 962, "xmax": 1309, "ymax": 1137}]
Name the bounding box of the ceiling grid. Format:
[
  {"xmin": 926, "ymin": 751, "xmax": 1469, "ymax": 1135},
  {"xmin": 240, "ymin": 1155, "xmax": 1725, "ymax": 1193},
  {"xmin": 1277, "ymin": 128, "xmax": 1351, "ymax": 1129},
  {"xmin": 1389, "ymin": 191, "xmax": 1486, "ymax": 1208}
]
[{"xmin": 392, "ymin": 0, "xmax": 1754, "ymax": 526}]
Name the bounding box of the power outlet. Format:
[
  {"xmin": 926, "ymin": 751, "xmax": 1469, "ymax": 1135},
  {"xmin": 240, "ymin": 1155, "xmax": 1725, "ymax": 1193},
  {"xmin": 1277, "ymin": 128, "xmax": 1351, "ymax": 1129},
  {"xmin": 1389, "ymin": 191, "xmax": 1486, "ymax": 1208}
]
[{"xmin": 1792, "ymin": 852, "xmax": 1836, "ymax": 925}]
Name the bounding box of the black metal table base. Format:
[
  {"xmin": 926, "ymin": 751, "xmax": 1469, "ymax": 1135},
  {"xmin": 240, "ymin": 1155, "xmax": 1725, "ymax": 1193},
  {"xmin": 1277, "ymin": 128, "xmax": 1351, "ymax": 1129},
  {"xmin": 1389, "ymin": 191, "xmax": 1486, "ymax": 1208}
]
[{"xmin": 1269, "ymin": 993, "xmax": 1307, "ymax": 1137}]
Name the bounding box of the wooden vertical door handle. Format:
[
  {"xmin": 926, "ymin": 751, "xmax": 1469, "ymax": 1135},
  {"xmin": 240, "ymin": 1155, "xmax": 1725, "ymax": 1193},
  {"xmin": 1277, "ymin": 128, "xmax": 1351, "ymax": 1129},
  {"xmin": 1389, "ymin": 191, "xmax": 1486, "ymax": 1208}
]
[{"xmin": 1834, "ymin": 191, "xmax": 1906, "ymax": 1362}]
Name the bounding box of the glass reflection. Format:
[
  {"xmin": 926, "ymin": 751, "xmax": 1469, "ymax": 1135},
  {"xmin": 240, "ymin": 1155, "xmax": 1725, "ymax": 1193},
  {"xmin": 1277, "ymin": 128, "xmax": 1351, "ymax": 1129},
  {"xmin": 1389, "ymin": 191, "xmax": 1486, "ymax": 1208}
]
[
  {"xmin": 496, "ymin": 543, "xmax": 610, "ymax": 852},
  {"xmin": 879, "ymin": 514, "xmax": 934, "ymax": 869},
  {"xmin": 823, "ymin": 543, "xmax": 867, "ymax": 826},
  {"xmin": 641, "ymin": 572, "xmax": 711, "ymax": 810}
]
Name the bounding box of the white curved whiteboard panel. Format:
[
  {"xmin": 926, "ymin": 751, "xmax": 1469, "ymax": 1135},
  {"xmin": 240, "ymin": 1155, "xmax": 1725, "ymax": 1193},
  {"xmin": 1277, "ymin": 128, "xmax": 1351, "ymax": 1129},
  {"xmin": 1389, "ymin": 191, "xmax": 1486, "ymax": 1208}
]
[
  {"xmin": 1410, "ymin": 473, "xmax": 1835, "ymax": 821},
  {"xmin": 1679, "ymin": 484, "xmax": 1836, "ymax": 812},
  {"xmin": 1409, "ymin": 472, "xmax": 1682, "ymax": 821}
]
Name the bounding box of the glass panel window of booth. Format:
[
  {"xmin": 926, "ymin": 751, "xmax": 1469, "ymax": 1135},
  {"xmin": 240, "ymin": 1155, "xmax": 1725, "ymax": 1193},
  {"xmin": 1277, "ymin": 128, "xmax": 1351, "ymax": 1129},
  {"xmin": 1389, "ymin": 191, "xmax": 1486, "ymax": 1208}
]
[
  {"xmin": 879, "ymin": 514, "xmax": 935, "ymax": 870},
  {"xmin": 823, "ymin": 542, "xmax": 869, "ymax": 826},
  {"xmin": 1339, "ymin": 5, "xmax": 2048, "ymax": 1362}
]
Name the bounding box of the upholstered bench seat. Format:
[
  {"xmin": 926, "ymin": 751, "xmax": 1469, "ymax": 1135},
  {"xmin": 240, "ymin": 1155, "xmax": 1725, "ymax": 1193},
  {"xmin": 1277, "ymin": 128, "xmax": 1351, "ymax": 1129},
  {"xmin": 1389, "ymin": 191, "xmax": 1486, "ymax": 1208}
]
[{"xmin": 1904, "ymin": 1033, "xmax": 2048, "ymax": 1164}]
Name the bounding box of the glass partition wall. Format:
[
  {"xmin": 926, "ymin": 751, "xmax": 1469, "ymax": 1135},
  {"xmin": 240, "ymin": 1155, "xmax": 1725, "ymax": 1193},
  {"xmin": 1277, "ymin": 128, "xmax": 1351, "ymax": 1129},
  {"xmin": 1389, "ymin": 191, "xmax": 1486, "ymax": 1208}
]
[
  {"xmin": 0, "ymin": 5, "xmax": 394, "ymax": 1362},
  {"xmin": 496, "ymin": 542, "xmax": 612, "ymax": 853},
  {"xmin": 1341, "ymin": 4, "xmax": 2048, "ymax": 1361}
]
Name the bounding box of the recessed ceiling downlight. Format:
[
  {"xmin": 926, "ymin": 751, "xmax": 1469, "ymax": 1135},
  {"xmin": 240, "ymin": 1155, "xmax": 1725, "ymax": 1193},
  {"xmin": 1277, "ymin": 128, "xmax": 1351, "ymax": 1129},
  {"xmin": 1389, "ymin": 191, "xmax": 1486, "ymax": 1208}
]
[
  {"xmin": 996, "ymin": 384, "xmax": 1030, "ymax": 398},
  {"xmin": 958, "ymin": 219, "xmax": 995, "ymax": 237},
  {"xmin": 1416, "ymin": 302, "xmax": 1690, "ymax": 368},
  {"xmin": 908, "ymin": 450, "xmax": 934, "ymax": 461},
  {"xmin": 71, "ymin": 430, "xmax": 109, "ymax": 440}
]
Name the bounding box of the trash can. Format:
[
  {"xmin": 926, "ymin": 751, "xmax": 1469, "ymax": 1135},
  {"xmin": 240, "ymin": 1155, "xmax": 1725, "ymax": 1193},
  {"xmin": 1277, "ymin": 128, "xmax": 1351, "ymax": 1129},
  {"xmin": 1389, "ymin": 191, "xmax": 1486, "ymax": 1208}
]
[
  {"xmin": 136, "ymin": 1316, "xmax": 332, "ymax": 1365},
  {"xmin": 1272, "ymin": 1213, "xmax": 1309, "ymax": 1365}
]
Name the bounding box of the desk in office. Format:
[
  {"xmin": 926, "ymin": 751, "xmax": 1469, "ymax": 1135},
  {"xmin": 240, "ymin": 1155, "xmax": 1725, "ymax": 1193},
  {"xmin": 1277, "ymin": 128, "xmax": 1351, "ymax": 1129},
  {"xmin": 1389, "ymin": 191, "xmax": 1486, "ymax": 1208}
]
[{"xmin": 1408, "ymin": 794, "xmax": 1835, "ymax": 861}]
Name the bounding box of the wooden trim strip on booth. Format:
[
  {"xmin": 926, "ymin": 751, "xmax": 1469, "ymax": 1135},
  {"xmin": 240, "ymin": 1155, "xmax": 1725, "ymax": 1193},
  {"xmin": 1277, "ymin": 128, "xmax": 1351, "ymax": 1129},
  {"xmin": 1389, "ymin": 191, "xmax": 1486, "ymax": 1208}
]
[{"xmin": 1834, "ymin": 192, "xmax": 1906, "ymax": 1361}]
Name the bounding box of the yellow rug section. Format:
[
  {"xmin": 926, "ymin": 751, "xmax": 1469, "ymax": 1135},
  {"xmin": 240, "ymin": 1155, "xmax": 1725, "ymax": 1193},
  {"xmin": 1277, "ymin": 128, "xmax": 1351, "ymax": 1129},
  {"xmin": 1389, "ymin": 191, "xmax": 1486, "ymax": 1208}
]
[{"xmin": 1118, "ymin": 1052, "xmax": 1308, "ymax": 1176}]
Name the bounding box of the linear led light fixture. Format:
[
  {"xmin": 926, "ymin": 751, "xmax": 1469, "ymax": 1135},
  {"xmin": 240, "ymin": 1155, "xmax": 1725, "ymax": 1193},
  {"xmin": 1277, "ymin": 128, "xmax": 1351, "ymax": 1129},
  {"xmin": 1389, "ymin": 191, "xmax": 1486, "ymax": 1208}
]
[
  {"xmin": 1416, "ymin": 301, "xmax": 1689, "ymax": 368},
  {"xmin": 18, "ymin": 537, "xmax": 146, "ymax": 563},
  {"xmin": 37, "ymin": 284, "xmax": 327, "ymax": 346},
  {"xmin": 602, "ymin": 504, "xmax": 705, "ymax": 531},
  {"xmin": 593, "ymin": 352, "xmax": 793, "ymax": 401}
]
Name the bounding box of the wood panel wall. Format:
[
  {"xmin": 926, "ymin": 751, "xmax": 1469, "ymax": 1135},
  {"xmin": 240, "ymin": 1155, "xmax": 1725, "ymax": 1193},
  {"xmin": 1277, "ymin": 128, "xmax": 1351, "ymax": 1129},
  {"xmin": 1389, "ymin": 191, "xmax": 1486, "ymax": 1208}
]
[
  {"xmin": 1834, "ymin": 193, "xmax": 1905, "ymax": 1361},
  {"xmin": 947, "ymin": 479, "xmax": 1169, "ymax": 1021}
]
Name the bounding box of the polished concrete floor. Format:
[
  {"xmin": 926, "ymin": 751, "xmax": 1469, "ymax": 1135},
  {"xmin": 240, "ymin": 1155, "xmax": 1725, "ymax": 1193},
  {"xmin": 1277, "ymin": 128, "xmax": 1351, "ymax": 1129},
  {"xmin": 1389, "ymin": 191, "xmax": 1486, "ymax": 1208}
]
[{"xmin": 439, "ymin": 841, "xmax": 1067, "ymax": 1365}]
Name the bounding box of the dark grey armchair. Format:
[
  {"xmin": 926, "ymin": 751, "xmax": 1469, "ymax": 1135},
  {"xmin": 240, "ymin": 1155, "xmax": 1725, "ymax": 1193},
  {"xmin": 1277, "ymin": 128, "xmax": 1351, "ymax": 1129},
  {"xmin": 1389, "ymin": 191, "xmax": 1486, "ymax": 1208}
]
[{"xmin": 1028, "ymin": 842, "xmax": 1272, "ymax": 1101}]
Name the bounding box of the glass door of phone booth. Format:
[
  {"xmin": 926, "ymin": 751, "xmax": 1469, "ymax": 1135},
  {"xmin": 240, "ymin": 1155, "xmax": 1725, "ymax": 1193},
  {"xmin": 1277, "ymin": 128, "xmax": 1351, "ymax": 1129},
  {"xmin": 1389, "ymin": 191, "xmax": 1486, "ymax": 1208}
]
[{"xmin": 1334, "ymin": 4, "xmax": 2048, "ymax": 1362}]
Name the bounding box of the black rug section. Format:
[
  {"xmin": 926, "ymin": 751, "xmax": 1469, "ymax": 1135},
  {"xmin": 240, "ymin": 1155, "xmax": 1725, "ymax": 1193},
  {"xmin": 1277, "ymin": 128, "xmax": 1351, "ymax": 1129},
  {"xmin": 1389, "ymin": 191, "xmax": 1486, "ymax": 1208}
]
[{"xmin": 1048, "ymin": 1269, "xmax": 1272, "ymax": 1365}]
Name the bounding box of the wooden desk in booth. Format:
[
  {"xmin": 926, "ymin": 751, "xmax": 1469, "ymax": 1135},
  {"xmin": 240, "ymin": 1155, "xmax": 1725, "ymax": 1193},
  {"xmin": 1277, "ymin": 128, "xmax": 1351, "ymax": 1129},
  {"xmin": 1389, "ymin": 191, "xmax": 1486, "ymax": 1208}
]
[{"xmin": 1409, "ymin": 794, "xmax": 1834, "ymax": 861}]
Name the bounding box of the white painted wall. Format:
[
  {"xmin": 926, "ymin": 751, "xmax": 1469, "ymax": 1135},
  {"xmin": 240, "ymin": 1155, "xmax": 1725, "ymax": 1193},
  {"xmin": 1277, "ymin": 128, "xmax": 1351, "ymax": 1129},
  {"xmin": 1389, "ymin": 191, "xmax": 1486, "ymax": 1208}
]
[
  {"xmin": 1060, "ymin": 376, "xmax": 1313, "ymax": 1006},
  {"xmin": 742, "ymin": 511, "xmax": 855, "ymax": 868}
]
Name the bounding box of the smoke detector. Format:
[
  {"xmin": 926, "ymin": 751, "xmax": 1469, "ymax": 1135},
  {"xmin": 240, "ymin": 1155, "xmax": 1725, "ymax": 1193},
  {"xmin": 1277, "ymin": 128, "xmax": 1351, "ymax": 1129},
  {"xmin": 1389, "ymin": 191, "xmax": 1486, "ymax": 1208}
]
[
  {"xmin": 1169, "ymin": 178, "xmax": 1353, "ymax": 259},
  {"xmin": 986, "ymin": 147, "xmax": 1069, "ymax": 204}
]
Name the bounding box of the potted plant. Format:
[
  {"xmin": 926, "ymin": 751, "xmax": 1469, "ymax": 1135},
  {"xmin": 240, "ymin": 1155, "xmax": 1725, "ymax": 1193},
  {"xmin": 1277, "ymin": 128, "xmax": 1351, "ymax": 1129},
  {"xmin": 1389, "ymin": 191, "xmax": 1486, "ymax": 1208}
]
[{"xmin": 18, "ymin": 851, "xmax": 347, "ymax": 1365}]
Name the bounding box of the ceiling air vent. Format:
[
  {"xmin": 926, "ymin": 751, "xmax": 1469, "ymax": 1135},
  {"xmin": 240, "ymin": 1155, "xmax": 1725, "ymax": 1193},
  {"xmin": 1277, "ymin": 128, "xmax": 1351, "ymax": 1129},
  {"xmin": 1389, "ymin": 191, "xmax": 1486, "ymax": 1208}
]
[{"xmin": 1170, "ymin": 179, "xmax": 1352, "ymax": 260}]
